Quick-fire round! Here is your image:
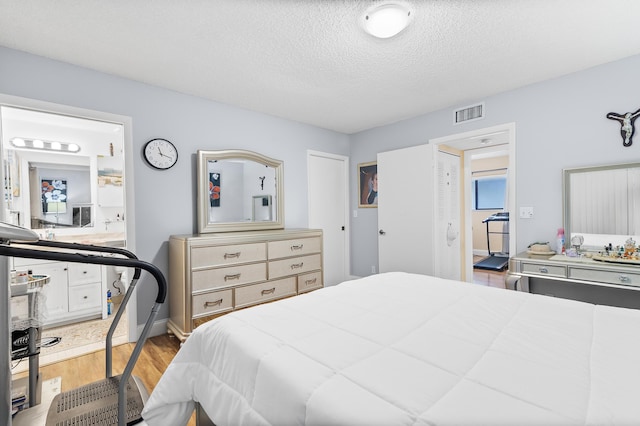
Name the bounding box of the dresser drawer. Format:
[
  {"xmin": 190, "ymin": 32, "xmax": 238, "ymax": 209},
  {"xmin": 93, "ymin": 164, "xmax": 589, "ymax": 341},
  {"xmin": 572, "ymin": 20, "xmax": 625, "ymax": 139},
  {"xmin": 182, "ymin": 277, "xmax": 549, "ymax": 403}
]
[
  {"xmin": 235, "ymin": 277, "xmax": 297, "ymax": 309},
  {"xmin": 569, "ymin": 267, "xmax": 640, "ymax": 288},
  {"xmin": 298, "ymin": 271, "xmax": 323, "ymax": 293},
  {"xmin": 192, "ymin": 289, "xmax": 233, "ymax": 318},
  {"xmin": 268, "ymin": 237, "xmax": 322, "ymax": 259},
  {"xmin": 68, "ymin": 263, "xmax": 102, "ymax": 286},
  {"xmin": 192, "ymin": 263, "xmax": 267, "ymax": 292},
  {"xmin": 269, "ymin": 254, "xmax": 322, "ymax": 279},
  {"xmin": 68, "ymin": 282, "xmax": 101, "ymax": 312},
  {"xmin": 521, "ymin": 262, "xmax": 566, "ymax": 278},
  {"xmin": 191, "ymin": 243, "xmax": 266, "ymax": 268}
]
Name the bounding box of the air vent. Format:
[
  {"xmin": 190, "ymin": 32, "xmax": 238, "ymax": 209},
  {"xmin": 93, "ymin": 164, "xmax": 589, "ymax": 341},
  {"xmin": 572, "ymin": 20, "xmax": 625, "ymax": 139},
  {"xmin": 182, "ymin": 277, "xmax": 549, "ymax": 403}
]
[{"xmin": 453, "ymin": 102, "xmax": 485, "ymax": 124}]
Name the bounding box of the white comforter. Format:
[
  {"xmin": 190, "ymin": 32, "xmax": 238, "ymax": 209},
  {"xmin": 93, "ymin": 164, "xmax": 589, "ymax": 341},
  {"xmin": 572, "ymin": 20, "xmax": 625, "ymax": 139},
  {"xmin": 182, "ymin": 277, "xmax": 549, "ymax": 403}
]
[{"xmin": 142, "ymin": 272, "xmax": 640, "ymax": 425}]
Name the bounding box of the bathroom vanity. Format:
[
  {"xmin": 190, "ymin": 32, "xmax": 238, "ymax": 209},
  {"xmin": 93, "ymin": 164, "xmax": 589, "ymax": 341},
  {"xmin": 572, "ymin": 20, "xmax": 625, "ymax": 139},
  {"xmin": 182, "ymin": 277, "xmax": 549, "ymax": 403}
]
[{"xmin": 9, "ymin": 233, "xmax": 125, "ymax": 327}]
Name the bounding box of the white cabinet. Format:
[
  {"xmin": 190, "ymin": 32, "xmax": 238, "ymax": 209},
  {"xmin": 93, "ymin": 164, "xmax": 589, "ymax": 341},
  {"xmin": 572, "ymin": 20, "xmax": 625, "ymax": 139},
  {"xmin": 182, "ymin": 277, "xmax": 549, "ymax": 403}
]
[{"xmin": 12, "ymin": 258, "xmax": 104, "ymax": 327}]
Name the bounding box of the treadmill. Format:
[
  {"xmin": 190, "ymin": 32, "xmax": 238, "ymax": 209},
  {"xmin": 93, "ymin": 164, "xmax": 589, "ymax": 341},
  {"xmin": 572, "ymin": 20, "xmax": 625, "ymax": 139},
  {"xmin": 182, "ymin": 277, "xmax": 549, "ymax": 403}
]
[
  {"xmin": 0, "ymin": 222, "xmax": 166, "ymax": 425},
  {"xmin": 474, "ymin": 211, "xmax": 510, "ymax": 271}
]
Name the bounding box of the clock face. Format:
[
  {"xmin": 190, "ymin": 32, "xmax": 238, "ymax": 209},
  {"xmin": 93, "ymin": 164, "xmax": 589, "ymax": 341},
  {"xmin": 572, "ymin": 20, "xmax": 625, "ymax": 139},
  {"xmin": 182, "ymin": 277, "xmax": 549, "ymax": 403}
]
[{"xmin": 143, "ymin": 138, "xmax": 178, "ymax": 170}]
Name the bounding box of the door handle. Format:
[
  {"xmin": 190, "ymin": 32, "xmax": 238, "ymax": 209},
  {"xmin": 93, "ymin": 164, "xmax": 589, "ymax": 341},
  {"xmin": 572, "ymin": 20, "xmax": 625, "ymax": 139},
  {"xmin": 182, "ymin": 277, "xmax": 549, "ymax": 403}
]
[{"xmin": 379, "ymin": 229, "xmax": 386, "ymax": 235}]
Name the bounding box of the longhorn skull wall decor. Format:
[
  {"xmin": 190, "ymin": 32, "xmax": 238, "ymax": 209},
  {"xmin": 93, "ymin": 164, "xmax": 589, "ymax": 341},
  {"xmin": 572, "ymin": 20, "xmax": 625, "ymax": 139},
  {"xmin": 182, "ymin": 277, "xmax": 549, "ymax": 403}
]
[{"xmin": 606, "ymin": 107, "xmax": 640, "ymax": 147}]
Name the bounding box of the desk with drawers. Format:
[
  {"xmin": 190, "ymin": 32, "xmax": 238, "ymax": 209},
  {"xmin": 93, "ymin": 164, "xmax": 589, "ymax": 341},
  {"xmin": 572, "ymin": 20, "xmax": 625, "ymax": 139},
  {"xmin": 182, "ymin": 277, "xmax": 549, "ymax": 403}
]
[
  {"xmin": 168, "ymin": 229, "xmax": 323, "ymax": 341},
  {"xmin": 507, "ymin": 252, "xmax": 640, "ymax": 309}
]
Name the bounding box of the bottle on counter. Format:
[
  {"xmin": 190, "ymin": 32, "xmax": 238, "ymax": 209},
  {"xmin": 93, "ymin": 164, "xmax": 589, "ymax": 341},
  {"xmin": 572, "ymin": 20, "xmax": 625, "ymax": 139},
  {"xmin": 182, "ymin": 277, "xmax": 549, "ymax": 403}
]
[
  {"xmin": 556, "ymin": 228, "xmax": 565, "ymax": 254},
  {"xmin": 107, "ymin": 290, "xmax": 113, "ymax": 315}
]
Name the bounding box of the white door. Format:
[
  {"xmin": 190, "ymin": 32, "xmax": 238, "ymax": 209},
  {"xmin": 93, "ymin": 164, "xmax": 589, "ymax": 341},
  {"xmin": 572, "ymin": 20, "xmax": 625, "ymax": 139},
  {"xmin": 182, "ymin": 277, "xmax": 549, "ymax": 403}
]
[
  {"xmin": 434, "ymin": 151, "xmax": 461, "ymax": 280},
  {"xmin": 308, "ymin": 151, "xmax": 349, "ymax": 286},
  {"xmin": 378, "ymin": 144, "xmax": 434, "ymax": 275}
]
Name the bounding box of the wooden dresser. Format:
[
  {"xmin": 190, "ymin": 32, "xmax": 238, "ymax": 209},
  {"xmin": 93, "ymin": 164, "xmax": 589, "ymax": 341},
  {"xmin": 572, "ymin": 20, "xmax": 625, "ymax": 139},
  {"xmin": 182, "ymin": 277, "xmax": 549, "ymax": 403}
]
[{"xmin": 167, "ymin": 228, "xmax": 323, "ymax": 341}]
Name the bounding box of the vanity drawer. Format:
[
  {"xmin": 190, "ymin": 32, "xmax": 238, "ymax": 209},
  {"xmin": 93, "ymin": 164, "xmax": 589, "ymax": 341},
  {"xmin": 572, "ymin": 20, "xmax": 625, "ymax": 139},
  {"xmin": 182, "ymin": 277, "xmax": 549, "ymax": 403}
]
[
  {"xmin": 191, "ymin": 243, "xmax": 266, "ymax": 268},
  {"xmin": 569, "ymin": 267, "xmax": 640, "ymax": 288},
  {"xmin": 192, "ymin": 289, "xmax": 233, "ymax": 318},
  {"xmin": 235, "ymin": 277, "xmax": 297, "ymax": 309},
  {"xmin": 521, "ymin": 262, "xmax": 566, "ymax": 278},
  {"xmin": 68, "ymin": 282, "xmax": 101, "ymax": 312},
  {"xmin": 269, "ymin": 254, "xmax": 322, "ymax": 279},
  {"xmin": 298, "ymin": 271, "xmax": 323, "ymax": 293},
  {"xmin": 268, "ymin": 237, "xmax": 322, "ymax": 259},
  {"xmin": 192, "ymin": 262, "xmax": 267, "ymax": 292},
  {"xmin": 68, "ymin": 263, "xmax": 102, "ymax": 286}
]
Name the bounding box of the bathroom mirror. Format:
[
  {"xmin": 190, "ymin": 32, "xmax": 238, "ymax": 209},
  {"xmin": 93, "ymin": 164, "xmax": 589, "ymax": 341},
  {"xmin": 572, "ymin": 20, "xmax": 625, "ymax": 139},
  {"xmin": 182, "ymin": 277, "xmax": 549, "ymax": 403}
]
[
  {"xmin": 197, "ymin": 150, "xmax": 284, "ymax": 233},
  {"xmin": 563, "ymin": 162, "xmax": 640, "ymax": 247}
]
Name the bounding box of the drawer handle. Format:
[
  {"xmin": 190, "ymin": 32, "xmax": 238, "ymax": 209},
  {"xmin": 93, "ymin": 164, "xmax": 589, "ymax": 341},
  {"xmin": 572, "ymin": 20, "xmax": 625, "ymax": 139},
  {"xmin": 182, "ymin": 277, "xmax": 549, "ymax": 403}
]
[
  {"xmin": 619, "ymin": 275, "xmax": 631, "ymax": 283},
  {"xmin": 82, "ymin": 271, "xmax": 88, "ymax": 274},
  {"xmin": 83, "ymin": 296, "xmax": 88, "ymax": 299},
  {"xmin": 291, "ymin": 262, "xmax": 304, "ymax": 270},
  {"xmin": 539, "ymin": 267, "xmax": 549, "ymax": 273},
  {"xmin": 261, "ymin": 287, "xmax": 276, "ymax": 295},
  {"xmin": 224, "ymin": 273, "xmax": 241, "ymax": 281},
  {"xmin": 224, "ymin": 252, "xmax": 241, "ymax": 259},
  {"xmin": 304, "ymin": 278, "xmax": 317, "ymax": 286},
  {"xmin": 291, "ymin": 244, "xmax": 304, "ymax": 251},
  {"xmin": 204, "ymin": 299, "xmax": 223, "ymax": 307}
]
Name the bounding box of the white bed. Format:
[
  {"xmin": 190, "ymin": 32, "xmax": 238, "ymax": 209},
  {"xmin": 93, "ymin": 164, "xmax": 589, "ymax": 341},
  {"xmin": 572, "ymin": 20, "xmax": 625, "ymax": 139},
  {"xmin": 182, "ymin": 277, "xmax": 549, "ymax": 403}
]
[{"xmin": 142, "ymin": 272, "xmax": 640, "ymax": 425}]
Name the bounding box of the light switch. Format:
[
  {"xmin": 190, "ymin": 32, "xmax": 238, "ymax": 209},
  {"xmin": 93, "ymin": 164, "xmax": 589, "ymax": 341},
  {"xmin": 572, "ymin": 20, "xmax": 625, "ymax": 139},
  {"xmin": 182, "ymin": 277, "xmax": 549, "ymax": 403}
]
[{"xmin": 519, "ymin": 206, "xmax": 534, "ymax": 219}]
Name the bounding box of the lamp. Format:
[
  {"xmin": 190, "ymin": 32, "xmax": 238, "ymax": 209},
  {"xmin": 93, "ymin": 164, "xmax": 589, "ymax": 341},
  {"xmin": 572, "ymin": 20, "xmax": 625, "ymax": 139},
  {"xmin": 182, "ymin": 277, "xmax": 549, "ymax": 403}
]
[
  {"xmin": 363, "ymin": 3, "xmax": 412, "ymax": 39},
  {"xmin": 10, "ymin": 137, "xmax": 81, "ymax": 153}
]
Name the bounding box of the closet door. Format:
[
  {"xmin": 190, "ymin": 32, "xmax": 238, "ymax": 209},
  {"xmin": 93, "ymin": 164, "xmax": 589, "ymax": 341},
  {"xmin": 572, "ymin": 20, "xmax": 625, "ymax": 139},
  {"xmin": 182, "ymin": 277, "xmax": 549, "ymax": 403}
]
[{"xmin": 377, "ymin": 144, "xmax": 434, "ymax": 275}]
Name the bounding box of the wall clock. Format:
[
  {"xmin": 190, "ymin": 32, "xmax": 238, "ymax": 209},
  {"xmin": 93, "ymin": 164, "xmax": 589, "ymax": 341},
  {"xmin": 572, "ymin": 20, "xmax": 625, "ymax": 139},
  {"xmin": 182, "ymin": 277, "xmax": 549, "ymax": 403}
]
[{"xmin": 143, "ymin": 138, "xmax": 178, "ymax": 170}]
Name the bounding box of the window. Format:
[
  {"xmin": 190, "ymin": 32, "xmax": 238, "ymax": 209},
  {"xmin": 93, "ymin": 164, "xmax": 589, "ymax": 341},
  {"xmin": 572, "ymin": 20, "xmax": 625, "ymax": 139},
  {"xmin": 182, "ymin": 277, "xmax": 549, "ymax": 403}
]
[{"xmin": 473, "ymin": 176, "xmax": 506, "ymax": 210}]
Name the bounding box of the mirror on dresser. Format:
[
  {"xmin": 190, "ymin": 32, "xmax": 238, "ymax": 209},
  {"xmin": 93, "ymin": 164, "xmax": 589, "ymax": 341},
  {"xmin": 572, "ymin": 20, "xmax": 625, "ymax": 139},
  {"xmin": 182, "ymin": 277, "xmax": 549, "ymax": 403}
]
[
  {"xmin": 197, "ymin": 149, "xmax": 284, "ymax": 233},
  {"xmin": 563, "ymin": 161, "xmax": 640, "ymax": 250}
]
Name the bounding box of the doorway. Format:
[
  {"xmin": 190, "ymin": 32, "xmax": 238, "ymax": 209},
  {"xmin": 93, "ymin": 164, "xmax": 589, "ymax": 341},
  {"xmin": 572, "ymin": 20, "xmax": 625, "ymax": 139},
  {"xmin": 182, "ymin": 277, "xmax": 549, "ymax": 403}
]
[
  {"xmin": 429, "ymin": 123, "xmax": 516, "ymax": 283},
  {"xmin": 0, "ymin": 95, "xmax": 136, "ymax": 369},
  {"xmin": 307, "ymin": 150, "xmax": 350, "ymax": 286}
]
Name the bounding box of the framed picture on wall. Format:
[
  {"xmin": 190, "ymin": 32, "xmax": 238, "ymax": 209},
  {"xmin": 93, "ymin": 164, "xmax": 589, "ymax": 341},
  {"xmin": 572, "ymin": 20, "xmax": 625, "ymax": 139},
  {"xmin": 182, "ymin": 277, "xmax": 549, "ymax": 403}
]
[
  {"xmin": 41, "ymin": 179, "xmax": 67, "ymax": 214},
  {"xmin": 358, "ymin": 161, "xmax": 377, "ymax": 208}
]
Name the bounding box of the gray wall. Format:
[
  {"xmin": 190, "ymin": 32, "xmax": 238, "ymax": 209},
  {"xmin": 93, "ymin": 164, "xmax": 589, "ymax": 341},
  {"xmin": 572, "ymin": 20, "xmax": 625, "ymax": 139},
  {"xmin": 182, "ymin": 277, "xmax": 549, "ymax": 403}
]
[
  {"xmin": 0, "ymin": 46, "xmax": 350, "ymax": 324},
  {"xmin": 349, "ymin": 54, "xmax": 640, "ymax": 277},
  {"xmin": 3, "ymin": 45, "xmax": 640, "ymax": 323}
]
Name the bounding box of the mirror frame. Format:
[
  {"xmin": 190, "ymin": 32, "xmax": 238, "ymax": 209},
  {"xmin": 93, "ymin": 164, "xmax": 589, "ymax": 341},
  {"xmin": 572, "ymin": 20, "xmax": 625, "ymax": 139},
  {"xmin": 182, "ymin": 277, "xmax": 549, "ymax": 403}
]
[
  {"xmin": 197, "ymin": 149, "xmax": 284, "ymax": 233},
  {"xmin": 563, "ymin": 161, "xmax": 640, "ymax": 245}
]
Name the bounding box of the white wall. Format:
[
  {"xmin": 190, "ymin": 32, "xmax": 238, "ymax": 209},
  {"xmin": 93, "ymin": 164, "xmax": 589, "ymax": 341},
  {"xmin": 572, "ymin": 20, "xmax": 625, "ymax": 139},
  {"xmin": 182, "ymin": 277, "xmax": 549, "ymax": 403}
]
[
  {"xmin": 349, "ymin": 54, "xmax": 640, "ymax": 277},
  {"xmin": 0, "ymin": 46, "xmax": 350, "ymax": 325}
]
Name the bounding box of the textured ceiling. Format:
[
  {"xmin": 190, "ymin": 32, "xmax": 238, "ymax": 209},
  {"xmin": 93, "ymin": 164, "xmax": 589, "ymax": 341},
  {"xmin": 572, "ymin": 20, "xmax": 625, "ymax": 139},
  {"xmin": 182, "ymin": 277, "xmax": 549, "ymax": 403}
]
[{"xmin": 1, "ymin": 1, "xmax": 640, "ymax": 134}]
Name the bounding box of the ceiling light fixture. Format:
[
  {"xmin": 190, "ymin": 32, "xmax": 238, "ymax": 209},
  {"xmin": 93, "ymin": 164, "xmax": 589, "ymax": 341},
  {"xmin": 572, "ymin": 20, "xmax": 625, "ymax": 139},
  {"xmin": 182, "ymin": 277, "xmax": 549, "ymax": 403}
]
[
  {"xmin": 10, "ymin": 137, "xmax": 82, "ymax": 153},
  {"xmin": 363, "ymin": 3, "xmax": 412, "ymax": 39}
]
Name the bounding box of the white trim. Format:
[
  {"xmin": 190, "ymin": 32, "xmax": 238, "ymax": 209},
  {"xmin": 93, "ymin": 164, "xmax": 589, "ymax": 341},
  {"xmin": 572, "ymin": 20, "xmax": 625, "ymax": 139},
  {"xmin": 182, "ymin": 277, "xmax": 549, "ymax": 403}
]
[
  {"xmin": 306, "ymin": 150, "xmax": 351, "ymax": 282},
  {"xmin": 0, "ymin": 93, "xmax": 138, "ymax": 343},
  {"xmin": 429, "ymin": 122, "xmax": 516, "ymax": 282},
  {"xmin": 136, "ymin": 317, "xmax": 168, "ymax": 340}
]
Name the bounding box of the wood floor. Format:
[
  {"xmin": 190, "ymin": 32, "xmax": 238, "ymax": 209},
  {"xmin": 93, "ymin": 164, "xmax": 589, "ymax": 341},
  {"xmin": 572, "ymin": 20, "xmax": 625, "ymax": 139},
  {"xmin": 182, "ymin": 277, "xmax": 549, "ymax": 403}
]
[
  {"xmin": 12, "ymin": 333, "xmax": 197, "ymax": 426},
  {"xmin": 13, "ymin": 265, "xmax": 506, "ymax": 425},
  {"xmin": 472, "ymin": 255, "xmax": 507, "ymax": 288}
]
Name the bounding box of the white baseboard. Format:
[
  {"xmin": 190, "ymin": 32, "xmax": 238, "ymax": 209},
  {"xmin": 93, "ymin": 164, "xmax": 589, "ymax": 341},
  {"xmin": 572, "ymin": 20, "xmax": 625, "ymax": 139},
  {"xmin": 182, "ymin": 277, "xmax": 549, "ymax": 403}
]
[
  {"xmin": 135, "ymin": 318, "xmax": 168, "ymax": 340},
  {"xmin": 473, "ymin": 249, "xmax": 489, "ymax": 257}
]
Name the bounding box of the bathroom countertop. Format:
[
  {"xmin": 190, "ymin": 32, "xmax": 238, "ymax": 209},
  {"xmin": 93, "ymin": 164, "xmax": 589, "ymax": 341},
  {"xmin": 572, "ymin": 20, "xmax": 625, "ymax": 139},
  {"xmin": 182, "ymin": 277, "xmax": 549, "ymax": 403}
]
[{"xmin": 49, "ymin": 232, "xmax": 126, "ymax": 247}]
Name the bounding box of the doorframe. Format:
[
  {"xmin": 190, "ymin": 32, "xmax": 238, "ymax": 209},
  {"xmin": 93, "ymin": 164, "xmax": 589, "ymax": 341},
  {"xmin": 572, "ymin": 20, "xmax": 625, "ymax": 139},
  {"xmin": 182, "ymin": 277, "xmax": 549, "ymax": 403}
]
[
  {"xmin": 429, "ymin": 122, "xmax": 516, "ymax": 282},
  {"xmin": 306, "ymin": 150, "xmax": 351, "ymax": 282},
  {"xmin": 0, "ymin": 93, "xmax": 137, "ymax": 341}
]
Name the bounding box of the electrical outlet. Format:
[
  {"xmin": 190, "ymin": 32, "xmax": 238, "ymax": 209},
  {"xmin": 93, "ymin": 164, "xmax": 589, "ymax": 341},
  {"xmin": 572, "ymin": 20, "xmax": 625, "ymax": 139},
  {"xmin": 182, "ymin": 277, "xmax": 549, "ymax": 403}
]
[
  {"xmin": 519, "ymin": 206, "xmax": 534, "ymax": 219},
  {"xmin": 371, "ymin": 265, "xmax": 376, "ymax": 274}
]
